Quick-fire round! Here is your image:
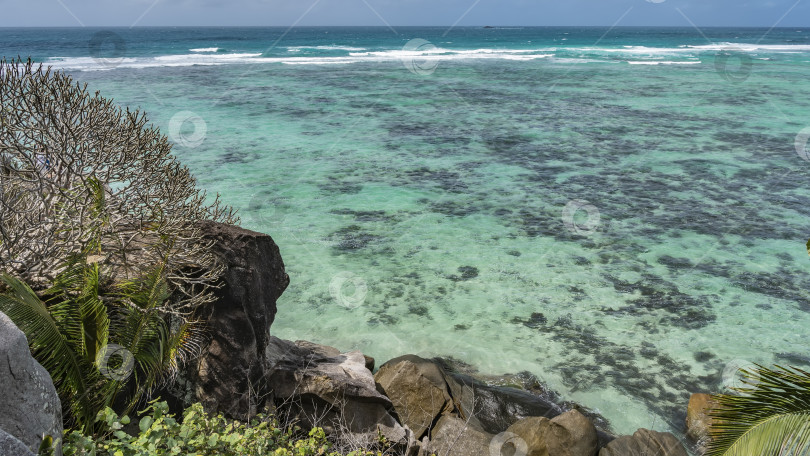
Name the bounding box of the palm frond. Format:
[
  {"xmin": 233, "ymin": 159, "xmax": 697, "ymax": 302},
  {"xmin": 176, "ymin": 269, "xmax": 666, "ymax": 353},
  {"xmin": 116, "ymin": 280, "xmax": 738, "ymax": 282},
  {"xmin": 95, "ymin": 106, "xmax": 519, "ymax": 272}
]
[
  {"xmin": 0, "ymin": 273, "xmax": 101, "ymax": 432},
  {"xmin": 707, "ymin": 365, "xmax": 810, "ymax": 456}
]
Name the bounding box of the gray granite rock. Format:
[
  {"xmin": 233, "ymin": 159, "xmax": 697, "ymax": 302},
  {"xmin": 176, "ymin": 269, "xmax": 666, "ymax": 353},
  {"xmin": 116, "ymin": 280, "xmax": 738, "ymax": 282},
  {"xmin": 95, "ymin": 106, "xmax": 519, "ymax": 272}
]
[{"xmin": 0, "ymin": 311, "xmax": 62, "ymax": 456}]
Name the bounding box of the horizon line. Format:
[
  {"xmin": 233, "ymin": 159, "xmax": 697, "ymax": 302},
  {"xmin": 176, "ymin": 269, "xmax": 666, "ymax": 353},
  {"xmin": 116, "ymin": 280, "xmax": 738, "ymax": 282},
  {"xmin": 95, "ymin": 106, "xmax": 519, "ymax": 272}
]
[{"xmin": 2, "ymin": 24, "xmax": 809, "ymax": 29}]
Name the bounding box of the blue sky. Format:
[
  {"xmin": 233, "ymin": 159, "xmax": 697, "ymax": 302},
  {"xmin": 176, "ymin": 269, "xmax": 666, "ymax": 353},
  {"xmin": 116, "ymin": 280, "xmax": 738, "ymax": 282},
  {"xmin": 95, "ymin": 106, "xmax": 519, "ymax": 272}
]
[{"xmin": 1, "ymin": 0, "xmax": 808, "ymax": 27}]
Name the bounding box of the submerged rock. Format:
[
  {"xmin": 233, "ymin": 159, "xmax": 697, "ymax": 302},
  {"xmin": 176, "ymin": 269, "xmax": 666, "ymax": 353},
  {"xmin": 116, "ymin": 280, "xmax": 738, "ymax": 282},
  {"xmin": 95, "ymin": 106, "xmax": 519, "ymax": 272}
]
[{"xmin": 0, "ymin": 311, "xmax": 62, "ymax": 456}]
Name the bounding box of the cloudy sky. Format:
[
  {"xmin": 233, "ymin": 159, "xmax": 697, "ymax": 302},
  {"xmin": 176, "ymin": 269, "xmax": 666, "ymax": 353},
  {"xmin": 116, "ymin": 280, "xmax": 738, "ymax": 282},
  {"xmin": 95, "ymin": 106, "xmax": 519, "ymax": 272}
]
[{"xmin": 1, "ymin": 0, "xmax": 807, "ymax": 27}]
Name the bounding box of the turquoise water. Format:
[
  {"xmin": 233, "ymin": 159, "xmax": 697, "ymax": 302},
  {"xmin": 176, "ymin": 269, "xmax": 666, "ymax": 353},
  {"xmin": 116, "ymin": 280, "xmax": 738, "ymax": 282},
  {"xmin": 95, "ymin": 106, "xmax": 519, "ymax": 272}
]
[{"xmin": 4, "ymin": 26, "xmax": 810, "ymax": 437}]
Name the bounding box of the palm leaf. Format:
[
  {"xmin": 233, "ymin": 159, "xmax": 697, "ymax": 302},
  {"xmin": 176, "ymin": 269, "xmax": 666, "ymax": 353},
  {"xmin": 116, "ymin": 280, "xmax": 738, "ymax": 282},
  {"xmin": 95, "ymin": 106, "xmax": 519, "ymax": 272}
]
[
  {"xmin": 0, "ymin": 273, "xmax": 101, "ymax": 432},
  {"xmin": 707, "ymin": 365, "xmax": 810, "ymax": 456}
]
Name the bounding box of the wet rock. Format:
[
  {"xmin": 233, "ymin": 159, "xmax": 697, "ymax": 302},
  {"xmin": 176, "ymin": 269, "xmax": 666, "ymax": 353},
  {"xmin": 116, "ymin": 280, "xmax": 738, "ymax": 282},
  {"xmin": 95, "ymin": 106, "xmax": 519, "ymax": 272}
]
[
  {"xmin": 599, "ymin": 428, "xmax": 688, "ymax": 456},
  {"xmin": 0, "ymin": 311, "xmax": 62, "ymax": 456},
  {"xmin": 505, "ymin": 410, "xmax": 598, "ymax": 456},
  {"xmin": 686, "ymin": 393, "xmax": 718, "ymax": 445},
  {"xmin": 443, "ymin": 371, "xmax": 562, "ymax": 435}
]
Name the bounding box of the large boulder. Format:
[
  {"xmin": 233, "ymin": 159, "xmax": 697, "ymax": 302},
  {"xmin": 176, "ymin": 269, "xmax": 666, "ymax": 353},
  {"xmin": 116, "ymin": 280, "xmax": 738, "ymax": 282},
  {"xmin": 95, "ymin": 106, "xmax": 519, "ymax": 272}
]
[
  {"xmin": 444, "ymin": 371, "xmax": 563, "ymax": 434},
  {"xmin": 598, "ymin": 429, "xmax": 688, "ymax": 456},
  {"xmin": 505, "ymin": 410, "xmax": 598, "ymax": 456},
  {"xmin": 266, "ymin": 337, "xmax": 407, "ymax": 445},
  {"xmin": 0, "ymin": 311, "xmax": 62, "ymax": 456},
  {"xmin": 427, "ymin": 415, "xmax": 494, "ymax": 456},
  {"xmin": 686, "ymin": 393, "xmax": 718, "ymax": 444},
  {"xmin": 163, "ymin": 221, "xmax": 290, "ymax": 420},
  {"xmin": 374, "ymin": 355, "xmax": 456, "ymax": 439},
  {"xmin": 437, "ymin": 358, "xmax": 615, "ymax": 448}
]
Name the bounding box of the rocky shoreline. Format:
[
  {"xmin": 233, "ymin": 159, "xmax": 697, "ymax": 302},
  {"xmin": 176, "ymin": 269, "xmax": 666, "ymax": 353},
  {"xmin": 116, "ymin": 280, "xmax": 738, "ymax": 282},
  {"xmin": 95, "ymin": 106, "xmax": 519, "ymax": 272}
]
[
  {"xmin": 0, "ymin": 221, "xmax": 716, "ymax": 455},
  {"xmin": 159, "ymin": 222, "xmax": 706, "ymax": 455}
]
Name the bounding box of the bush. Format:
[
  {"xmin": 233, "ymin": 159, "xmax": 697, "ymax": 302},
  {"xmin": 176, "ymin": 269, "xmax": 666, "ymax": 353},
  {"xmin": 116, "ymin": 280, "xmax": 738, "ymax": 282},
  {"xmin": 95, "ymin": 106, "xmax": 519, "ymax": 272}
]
[
  {"xmin": 63, "ymin": 401, "xmax": 384, "ymax": 456},
  {"xmin": 0, "ymin": 250, "xmax": 203, "ymax": 435}
]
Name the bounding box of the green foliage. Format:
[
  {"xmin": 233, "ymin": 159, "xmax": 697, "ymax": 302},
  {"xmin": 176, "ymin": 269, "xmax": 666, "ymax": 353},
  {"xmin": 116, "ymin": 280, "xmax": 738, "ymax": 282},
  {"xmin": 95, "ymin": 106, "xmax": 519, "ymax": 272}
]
[
  {"xmin": 0, "ymin": 253, "xmax": 202, "ymax": 435},
  {"xmin": 707, "ymin": 364, "xmax": 810, "ymax": 456},
  {"xmin": 63, "ymin": 401, "xmax": 384, "ymax": 456}
]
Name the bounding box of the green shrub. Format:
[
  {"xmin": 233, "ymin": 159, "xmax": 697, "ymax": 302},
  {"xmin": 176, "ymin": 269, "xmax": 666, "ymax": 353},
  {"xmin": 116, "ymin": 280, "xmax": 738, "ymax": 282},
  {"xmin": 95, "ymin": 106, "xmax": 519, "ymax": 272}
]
[
  {"xmin": 0, "ymin": 251, "xmax": 203, "ymax": 435},
  {"xmin": 63, "ymin": 400, "xmax": 384, "ymax": 456}
]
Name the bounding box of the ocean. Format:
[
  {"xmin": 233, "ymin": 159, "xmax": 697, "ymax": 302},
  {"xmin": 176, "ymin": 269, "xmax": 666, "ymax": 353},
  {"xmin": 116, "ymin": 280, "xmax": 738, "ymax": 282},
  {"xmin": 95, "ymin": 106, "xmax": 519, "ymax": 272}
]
[{"xmin": 3, "ymin": 26, "xmax": 810, "ymax": 437}]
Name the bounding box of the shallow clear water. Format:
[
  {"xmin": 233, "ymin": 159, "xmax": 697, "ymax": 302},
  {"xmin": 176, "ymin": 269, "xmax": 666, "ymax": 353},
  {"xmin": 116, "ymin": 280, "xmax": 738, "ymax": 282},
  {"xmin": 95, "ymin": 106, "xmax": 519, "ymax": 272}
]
[{"xmin": 5, "ymin": 26, "xmax": 810, "ymax": 437}]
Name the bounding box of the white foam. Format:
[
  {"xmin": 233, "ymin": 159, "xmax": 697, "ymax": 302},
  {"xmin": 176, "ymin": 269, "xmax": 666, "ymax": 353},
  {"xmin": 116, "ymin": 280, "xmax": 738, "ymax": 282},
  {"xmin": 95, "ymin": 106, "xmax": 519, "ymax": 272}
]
[
  {"xmin": 683, "ymin": 42, "xmax": 810, "ymax": 52},
  {"xmin": 44, "ymin": 42, "xmax": 810, "ymax": 71},
  {"xmin": 287, "ymin": 45, "xmax": 367, "ymax": 51},
  {"xmin": 627, "ymin": 60, "xmax": 701, "ymax": 65}
]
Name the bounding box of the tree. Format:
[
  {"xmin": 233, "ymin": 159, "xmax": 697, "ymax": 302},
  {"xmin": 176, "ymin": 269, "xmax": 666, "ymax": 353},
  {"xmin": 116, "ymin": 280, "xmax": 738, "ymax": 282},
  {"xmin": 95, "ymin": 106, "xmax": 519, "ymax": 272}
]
[{"xmin": 0, "ymin": 57, "xmax": 236, "ymax": 316}]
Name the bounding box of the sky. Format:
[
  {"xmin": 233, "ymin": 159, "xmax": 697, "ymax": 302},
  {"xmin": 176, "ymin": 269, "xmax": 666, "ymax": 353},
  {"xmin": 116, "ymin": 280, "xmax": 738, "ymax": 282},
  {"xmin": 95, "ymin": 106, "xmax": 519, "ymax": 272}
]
[{"xmin": 0, "ymin": 0, "xmax": 808, "ymax": 28}]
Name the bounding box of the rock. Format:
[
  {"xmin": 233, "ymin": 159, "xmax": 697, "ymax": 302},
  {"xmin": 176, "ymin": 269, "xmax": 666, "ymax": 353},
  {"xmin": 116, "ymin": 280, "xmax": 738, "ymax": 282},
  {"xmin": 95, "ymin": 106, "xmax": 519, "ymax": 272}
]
[
  {"xmin": 444, "ymin": 371, "xmax": 563, "ymax": 435},
  {"xmin": 163, "ymin": 221, "xmax": 290, "ymax": 420},
  {"xmin": 374, "ymin": 355, "xmax": 455, "ymax": 439},
  {"xmin": 266, "ymin": 337, "xmax": 407, "ymax": 445},
  {"xmin": 0, "ymin": 429, "xmax": 35, "ymax": 456},
  {"xmin": 505, "ymin": 410, "xmax": 598, "ymax": 456},
  {"xmin": 427, "ymin": 415, "xmax": 494, "ymax": 456},
  {"xmin": 686, "ymin": 393, "xmax": 718, "ymax": 442},
  {"xmin": 436, "ymin": 357, "xmax": 615, "ymax": 446},
  {"xmin": 364, "ymin": 355, "xmax": 375, "ymax": 372},
  {"xmin": 0, "ymin": 311, "xmax": 63, "ymax": 456},
  {"xmin": 598, "ymin": 428, "xmax": 688, "ymax": 456}
]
